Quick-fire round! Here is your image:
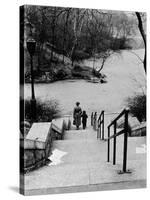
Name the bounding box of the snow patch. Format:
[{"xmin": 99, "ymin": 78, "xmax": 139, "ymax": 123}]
[
  {"xmin": 48, "ymin": 149, "xmax": 68, "ymax": 166},
  {"xmin": 136, "ymin": 144, "xmax": 146, "ymax": 154}
]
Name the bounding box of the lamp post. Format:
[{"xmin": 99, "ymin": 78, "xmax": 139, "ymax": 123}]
[{"xmin": 27, "ymin": 37, "xmax": 36, "ymax": 121}]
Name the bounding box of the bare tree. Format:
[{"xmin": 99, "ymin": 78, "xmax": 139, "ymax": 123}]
[
  {"xmin": 25, "ymin": 6, "xmax": 138, "ymax": 79},
  {"xmin": 87, "ymin": 10, "xmax": 114, "ymax": 73},
  {"xmin": 135, "ymin": 12, "xmax": 146, "ymax": 73},
  {"xmin": 62, "ymin": 8, "xmax": 72, "ymax": 63},
  {"xmin": 70, "ymin": 8, "xmax": 87, "ymax": 66}
]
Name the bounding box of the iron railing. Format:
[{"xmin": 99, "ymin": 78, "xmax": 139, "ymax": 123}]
[
  {"xmin": 107, "ymin": 108, "xmax": 130, "ymax": 174},
  {"xmin": 91, "ymin": 112, "xmax": 94, "ymax": 126},
  {"xmin": 91, "ymin": 112, "xmax": 97, "ymax": 131},
  {"xmin": 97, "ymin": 110, "xmax": 104, "ymax": 140},
  {"xmin": 91, "ymin": 111, "xmax": 105, "ymax": 140}
]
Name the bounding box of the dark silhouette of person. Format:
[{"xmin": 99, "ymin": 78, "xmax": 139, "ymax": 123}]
[
  {"xmin": 81, "ymin": 110, "xmax": 88, "ymax": 129},
  {"xmin": 73, "ymin": 102, "xmax": 82, "ymax": 129}
]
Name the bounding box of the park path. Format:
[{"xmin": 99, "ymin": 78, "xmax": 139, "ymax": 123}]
[{"xmin": 24, "ymin": 117, "xmax": 146, "ymax": 195}]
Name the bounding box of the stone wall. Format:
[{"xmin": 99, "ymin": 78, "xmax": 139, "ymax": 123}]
[
  {"xmin": 131, "ymin": 122, "xmax": 146, "ymax": 137},
  {"xmin": 20, "ymin": 118, "xmax": 71, "ymax": 173}
]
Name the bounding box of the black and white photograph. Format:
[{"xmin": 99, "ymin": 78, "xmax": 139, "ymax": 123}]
[{"xmin": 19, "ymin": 3, "xmax": 147, "ymax": 196}]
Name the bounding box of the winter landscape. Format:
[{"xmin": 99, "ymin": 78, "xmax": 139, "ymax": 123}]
[{"xmin": 20, "ymin": 5, "xmax": 146, "ymax": 195}]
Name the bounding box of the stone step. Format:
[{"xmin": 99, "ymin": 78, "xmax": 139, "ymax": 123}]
[
  {"xmin": 24, "ymin": 179, "xmax": 146, "ymax": 195},
  {"xmin": 64, "ymin": 132, "xmax": 97, "ymax": 140},
  {"xmin": 23, "ymin": 119, "xmax": 146, "ymax": 195},
  {"xmin": 24, "ymin": 158, "xmax": 146, "ymax": 193},
  {"xmin": 52, "ymin": 133, "xmax": 146, "ymax": 164},
  {"xmin": 24, "ymin": 124, "xmax": 146, "ymax": 195}
]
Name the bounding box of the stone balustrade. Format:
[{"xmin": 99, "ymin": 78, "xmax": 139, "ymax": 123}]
[
  {"xmin": 131, "ymin": 122, "xmax": 146, "ymax": 136},
  {"xmin": 20, "ymin": 117, "xmax": 71, "ymax": 173}
]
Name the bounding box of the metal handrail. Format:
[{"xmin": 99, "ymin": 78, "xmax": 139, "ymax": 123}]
[
  {"xmin": 107, "ymin": 108, "xmax": 130, "ymax": 174},
  {"xmin": 91, "ymin": 111, "xmax": 105, "ymax": 140},
  {"xmin": 108, "ymin": 109, "xmax": 127, "ymax": 128},
  {"xmin": 91, "ymin": 112, "xmax": 97, "ymax": 131},
  {"xmin": 91, "ymin": 112, "xmax": 94, "ymax": 126},
  {"xmin": 97, "ymin": 110, "xmax": 104, "ymax": 140}
]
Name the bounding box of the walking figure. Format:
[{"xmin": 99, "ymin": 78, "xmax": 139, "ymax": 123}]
[
  {"xmin": 81, "ymin": 111, "xmax": 88, "ymax": 129},
  {"xmin": 73, "ymin": 102, "xmax": 82, "ymax": 130}
]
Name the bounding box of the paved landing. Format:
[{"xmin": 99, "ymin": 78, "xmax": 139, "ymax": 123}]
[{"xmin": 22, "ymin": 125, "xmax": 146, "ymax": 195}]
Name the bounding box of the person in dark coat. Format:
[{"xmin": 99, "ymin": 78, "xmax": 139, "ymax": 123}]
[
  {"xmin": 73, "ymin": 102, "xmax": 82, "ymax": 129},
  {"xmin": 81, "ymin": 110, "xmax": 88, "ymax": 129}
]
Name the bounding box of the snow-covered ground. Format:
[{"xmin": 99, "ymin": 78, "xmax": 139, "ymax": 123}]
[{"xmin": 24, "ymin": 49, "xmax": 146, "ymax": 115}]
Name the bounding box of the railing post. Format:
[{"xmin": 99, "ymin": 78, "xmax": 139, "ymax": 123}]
[
  {"xmin": 100, "ymin": 121, "xmax": 101, "ymax": 139},
  {"xmin": 97, "ymin": 120, "xmax": 99, "ymax": 139},
  {"xmin": 107, "ymin": 126, "xmax": 110, "ymax": 162},
  {"xmin": 102, "ymin": 111, "xmax": 104, "ymax": 140},
  {"xmin": 95, "ymin": 112, "xmax": 97, "ymax": 130},
  {"xmin": 93, "ymin": 112, "xmax": 95, "ymax": 130},
  {"xmin": 91, "ymin": 112, "xmax": 93, "ymax": 126},
  {"xmin": 94, "ymin": 112, "xmax": 97, "ymax": 131},
  {"xmin": 123, "ymin": 109, "xmax": 129, "ymax": 172},
  {"xmin": 93, "ymin": 113, "xmax": 95, "ymax": 130},
  {"xmin": 113, "ymin": 121, "xmax": 116, "ymax": 165}
]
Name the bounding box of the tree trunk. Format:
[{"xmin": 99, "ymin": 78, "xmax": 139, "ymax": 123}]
[
  {"xmin": 37, "ymin": 43, "xmax": 42, "ymax": 73},
  {"xmin": 70, "ymin": 9, "xmax": 85, "ymax": 66},
  {"xmin": 51, "ymin": 8, "xmax": 57, "ymax": 63},
  {"xmin": 51, "ymin": 22, "xmax": 55, "ymax": 63},
  {"xmin": 135, "ymin": 12, "xmax": 146, "ymax": 73},
  {"xmin": 37, "ymin": 53, "xmax": 41, "ymax": 72},
  {"xmin": 62, "ymin": 10, "xmax": 70, "ymax": 64},
  {"xmin": 71, "ymin": 38, "xmax": 77, "ymax": 66},
  {"xmin": 93, "ymin": 56, "xmax": 95, "ymax": 70},
  {"xmin": 98, "ymin": 58, "xmax": 106, "ymax": 73}
]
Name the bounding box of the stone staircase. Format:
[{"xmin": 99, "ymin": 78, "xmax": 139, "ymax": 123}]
[{"xmin": 23, "ymin": 120, "xmax": 146, "ymax": 195}]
